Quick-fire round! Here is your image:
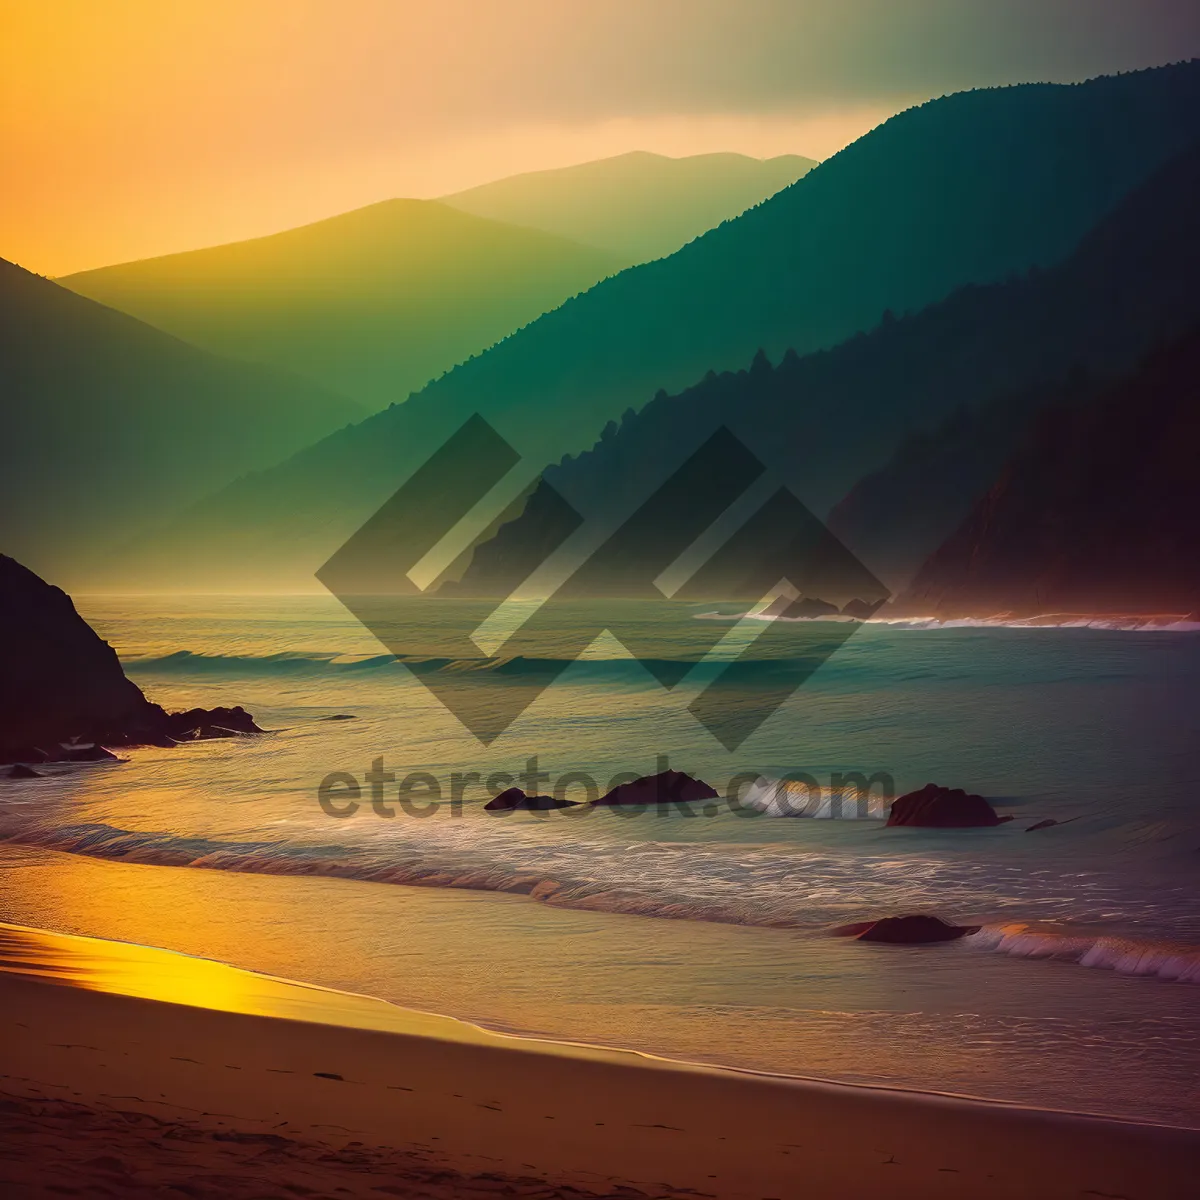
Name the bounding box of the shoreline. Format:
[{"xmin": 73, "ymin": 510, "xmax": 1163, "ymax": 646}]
[
  {"xmin": 2, "ymin": 843, "xmax": 1199, "ymax": 1130},
  {"xmin": 2, "ymin": 922, "xmax": 1198, "ymax": 1198},
  {"xmin": 3, "ymin": 918, "xmax": 1191, "ymax": 1123},
  {"xmin": 5, "ymin": 822, "xmax": 1200, "ymax": 992}
]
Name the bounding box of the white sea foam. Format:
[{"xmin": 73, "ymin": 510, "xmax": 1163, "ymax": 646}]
[
  {"xmin": 695, "ymin": 611, "xmax": 1200, "ymax": 632},
  {"xmin": 738, "ymin": 776, "xmax": 887, "ymax": 819},
  {"xmin": 968, "ymin": 923, "xmax": 1200, "ymax": 983},
  {"xmin": 874, "ymin": 615, "xmax": 1200, "ymax": 633}
]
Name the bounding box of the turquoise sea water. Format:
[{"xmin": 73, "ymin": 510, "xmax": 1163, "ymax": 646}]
[{"xmin": 0, "ymin": 596, "xmax": 1197, "ymax": 1124}]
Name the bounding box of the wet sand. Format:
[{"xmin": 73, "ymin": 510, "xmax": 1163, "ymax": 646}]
[{"xmin": 0, "ymin": 923, "xmax": 1196, "ymax": 1199}]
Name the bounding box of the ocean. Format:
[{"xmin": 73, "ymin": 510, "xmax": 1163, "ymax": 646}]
[{"xmin": 1, "ymin": 595, "xmax": 1197, "ymax": 1126}]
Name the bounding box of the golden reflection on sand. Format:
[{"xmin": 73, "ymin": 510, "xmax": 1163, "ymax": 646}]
[
  {"xmin": 0, "ymin": 920, "xmax": 506, "ymax": 1046},
  {"xmin": 0, "ymin": 920, "xmax": 673, "ymax": 1070}
]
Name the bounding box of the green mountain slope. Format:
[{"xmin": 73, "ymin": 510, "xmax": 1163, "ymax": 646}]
[
  {"xmin": 0, "ymin": 258, "xmax": 364, "ymax": 584},
  {"xmin": 60, "ymin": 201, "xmax": 625, "ymax": 410},
  {"xmin": 441, "ymin": 151, "xmax": 816, "ymax": 261},
  {"xmin": 108, "ymin": 61, "xmax": 1200, "ymax": 592}
]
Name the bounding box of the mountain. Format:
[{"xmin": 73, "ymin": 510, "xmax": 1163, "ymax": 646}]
[
  {"xmin": 0, "ymin": 258, "xmax": 363, "ymax": 583},
  {"xmin": 440, "ymin": 151, "xmax": 816, "ymax": 261},
  {"xmin": 442, "ymin": 139, "xmax": 1200, "ymax": 599},
  {"xmin": 896, "ymin": 327, "xmax": 1200, "ymax": 619},
  {"xmin": 60, "ymin": 201, "xmax": 625, "ymax": 411},
  {"xmin": 106, "ymin": 61, "xmax": 1200, "ymax": 591}
]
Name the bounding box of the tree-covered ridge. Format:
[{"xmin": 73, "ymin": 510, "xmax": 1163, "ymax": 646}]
[
  {"xmin": 449, "ymin": 137, "xmax": 1200, "ymax": 599},
  {"xmin": 897, "ymin": 325, "xmax": 1200, "ymax": 618}
]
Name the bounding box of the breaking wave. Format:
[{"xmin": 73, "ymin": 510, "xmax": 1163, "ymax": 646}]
[
  {"xmin": 121, "ymin": 649, "xmax": 811, "ymax": 682},
  {"xmin": 875, "ymin": 615, "xmax": 1200, "ymax": 633},
  {"xmin": 968, "ymin": 923, "xmax": 1200, "ymax": 983},
  {"xmin": 739, "ymin": 776, "xmax": 888, "ymax": 819},
  {"xmin": 696, "ymin": 611, "xmax": 1200, "ymax": 632},
  {"xmin": 122, "ymin": 650, "xmax": 401, "ymax": 675}
]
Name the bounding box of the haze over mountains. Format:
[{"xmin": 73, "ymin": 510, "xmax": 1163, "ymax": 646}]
[
  {"xmin": 59, "ymin": 152, "xmax": 812, "ymax": 413},
  {"xmin": 104, "ymin": 61, "xmax": 1200, "ymax": 593},
  {"xmin": 0, "ymin": 258, "xmax": 362, "ymax": 583},
  {"xmin": 441, "ymin": 151, "xmax": 816, "ymax": 261},
  {"xmin": 60, "ymin": 201, "xmax": 624, "ymax": 412}
]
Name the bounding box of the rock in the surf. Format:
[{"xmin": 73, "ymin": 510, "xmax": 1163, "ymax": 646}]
[
  {"xmin": 0, "ymin": 553, "xmax": 262, "ymax": 763},
  {"xmin": 165, "ymin": 706, "xmax": 261, "ymax": 740},
  {"xmin": 484, "ymin": 787, "xmax": 578, "ymax": 812},
  {"xmin": 886, "ymin": 782, "xmax": 1009, "ymax": 827},
  {"xmin": 834, "ymin": 915, "xmax": 980, "ymax": 943},
  {"xmin": 593, "ymin": 770, "xmax": 719, "ymax": 807}
]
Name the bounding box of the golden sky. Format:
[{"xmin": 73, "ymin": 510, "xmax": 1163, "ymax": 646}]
[{"xmin": 3, "ymin": 1, "xmax": 1195, "ymax": 275}]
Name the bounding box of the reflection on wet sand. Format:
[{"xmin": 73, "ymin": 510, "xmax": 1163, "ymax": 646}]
[
  {"xmin": 0, "ymin": 919, "xmax": 506, "ymax": 1047},
  {"xmin": 0, "ymin": 919, "xmax": 689, "ymax": 1068}
]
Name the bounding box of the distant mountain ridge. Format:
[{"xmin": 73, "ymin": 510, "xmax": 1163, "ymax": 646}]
[
  {"xmin": 441, "ymin": 151, "xmax": 816, "ymax": 261},
  {"xmin": 896, "ymin": 326, "xmax": 1200, "ymax": 618},
  {"xmin": 57, "ymin": 152, "xmax": 814, "ymax": 415},
  {"xmin": 100, "ymin": 60, "xmax": 1200, "ymax": 591},
  {"xmin": 60, "ymin": 200, "xmax": 624, "ymax": 411},
  {"xmin": 0, "ymin": 258, "xmax": 363, "ymax": 584}
]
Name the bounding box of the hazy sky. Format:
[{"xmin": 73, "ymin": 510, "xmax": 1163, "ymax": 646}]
[{"xmin": 4, "ymin": 0, "xmax": 1197, "ymax": 274}]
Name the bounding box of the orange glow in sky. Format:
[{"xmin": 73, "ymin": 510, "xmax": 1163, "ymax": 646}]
[
  {"xmin": 4, "ymin": 0, "xmax": 1192, "ymax": 275},
  {"xmin": 0, "ymin": 2, "xmax": 900, "ymax": 274}
]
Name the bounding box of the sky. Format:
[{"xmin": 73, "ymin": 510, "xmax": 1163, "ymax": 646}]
[{"xmin": 3, "ymin": 0, "xmax": 1198, "ymax": 275}]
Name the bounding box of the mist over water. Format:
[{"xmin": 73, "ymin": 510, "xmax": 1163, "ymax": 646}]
[{"xmin": 1, "ymin": 594, "xmax": 1198, "ymax": 1124}]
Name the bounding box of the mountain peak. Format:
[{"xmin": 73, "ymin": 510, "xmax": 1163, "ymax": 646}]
[{"xmin": 440, "ymin": 149, "xmax": 817, "ymax": 260}]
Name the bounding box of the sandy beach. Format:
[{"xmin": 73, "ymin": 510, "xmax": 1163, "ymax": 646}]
[{"xmin": 0, "ymin": 923, "xmax": 1195, "ymax": 1199}]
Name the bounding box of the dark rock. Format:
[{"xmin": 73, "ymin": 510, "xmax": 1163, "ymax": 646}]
[
  {"xmin": 1, "ymin": 554, "xmax": 162, "ymax": 762},
  {"xmin": 165, "ymin": 706, "xmax": 262, "ymax": 739},
  {"xmin": 886, "ymin": 782, "xmax": 1010, "ymax": 828},
  {"xmin": 484, "ymin": 787, "xmax": 578, "ymax": 812},
  {"xmin": 839, "ymin": 915, "xmax": 981, "ymax": 944},
  {"xmin": 6, "ymin": 764, "xmax": 41, "ymax": 779},
  {"xmin": 0, "ymin": 554, "xmax": 261, "ymax": 762},
  {"xmin": 593, "ymin": 770, "xmax": 718, "ymax": 807}
]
